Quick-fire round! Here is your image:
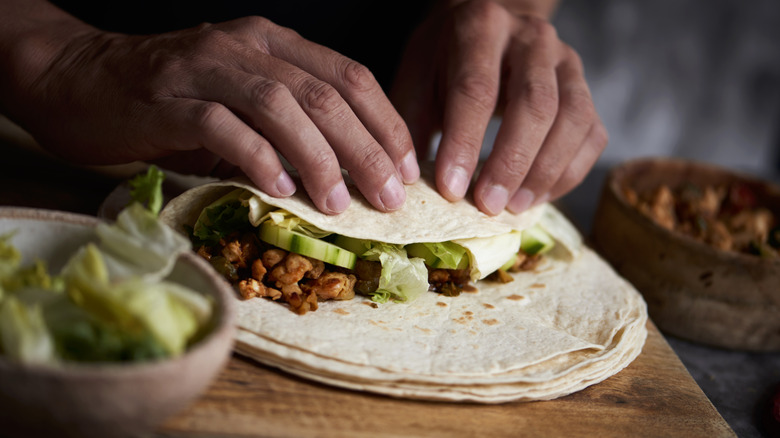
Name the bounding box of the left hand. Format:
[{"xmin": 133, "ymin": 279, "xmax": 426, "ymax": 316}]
[{"xmin": 391, "ymin": 0, "xmax": 608, "ymax": 215}]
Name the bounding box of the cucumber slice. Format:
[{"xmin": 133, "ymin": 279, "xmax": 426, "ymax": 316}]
[
  {"xmin": 405, "ymin": 242, "xmax": 469, "ymax": 270},
  {"xmin": 332, "ymin": 235, "xmax": 372, "ymax": 257},
  {"xmin": 520, "ymin": 225, "xmax": 555, "ymax": 255},
  {"xmin": 258, "ymin": 223, "xmax": 357, "ymax": 269}
]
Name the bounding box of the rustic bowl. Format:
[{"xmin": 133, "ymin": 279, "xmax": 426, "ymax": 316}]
[
  {"xmin": 591, "ymin": 157, "xmax": 780, "ymax": 351},
  {"xmin": 0, "ymin": 207, "xmax": 236, "ymax": 437}
]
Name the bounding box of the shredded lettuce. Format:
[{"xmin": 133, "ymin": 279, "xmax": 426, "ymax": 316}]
[
  {"xmin": 361, "ymin": 242, "xmax": 428, "ymax": 303},
  {"xmin": 0, "ymin": 168, "xmax": 213, "ymax": 364},
  {"xmin": 128, "ymin": 165, "xmax": 166, "ymax": 216},
  {"xmin": 262, "ymin": 209, "xmax": 331, "ymax": 239},
  {"xmin": 96, "ymin": 202, "xmax": 191, "ymax": 282},
  {"xmin": 191, "ymin": 189, "xmax": 254, "ymax": 247},
  {"xmin": 420, "ymin": 241, "xmax": 468, "ymax": 270},
  {"xmin": 0, "ymin": 296, "xmax": 56, "ymax": 364}
]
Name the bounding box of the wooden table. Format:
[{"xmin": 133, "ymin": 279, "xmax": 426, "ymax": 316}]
[
  {"xmin": 0, "ymin": 129, "xmax": 735, "ymax": 438},
  {"xmin": 155, "ymin": 321, "xmax": 734, "ymax": 438}
]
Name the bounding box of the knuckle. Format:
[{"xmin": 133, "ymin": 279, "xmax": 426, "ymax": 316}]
[
  {"xmin": 462, "ymin": 0, "xmax": 508, "ymax": 22},
  {"xmin": 529, "ymin": 17, "xmax": 558, "ymax": 41},
  {"xmin": 453, "ymin": 74, "xmax": 499, "ymax": 112},
  {"xmin": 339, "ymin": 60, "xmax": 377, "ymax": 93},
  {"xmin": 306, "ymin": 148, "xmax": 337, "ymax": 172},
  {"xmin": 493, "ymin": 150, "xmax": 535, "ymax": 182},
  {"xmin": 188, "ymin": 101, "xmax": 230, "ymax": 132},
  {"xmin": 300, "ymin": 80, "xmax": 344, "ymax": 114},
  {"xmin": 250, "ymin": 80, "xmax": 291, "ymax": 109},
  {"xmin": 448, "ymin": 128, "xmax": 487, "ymax": 155},
  {"xmin": 354, "ymin": 143, "xmax": 389, "ymax": 173},
  {"xmin": 522, "ymin": 76, "xmax": 558, "ymax": 123}
]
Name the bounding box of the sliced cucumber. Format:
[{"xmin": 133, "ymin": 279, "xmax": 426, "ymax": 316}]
[
  {"xmin": 520, "ymin": 225, "xmax": 555, "ymax": 255},
  {"xmin": 405, "ymin": 242, "xmax": 469, "ymax": 270},
  {"xmin": 258, "ymin": 223, "xmax": 357, "ymax": 269},
  {"xmin": 332, "ymin": 235, "xmax": 372, "ymax": 257}
]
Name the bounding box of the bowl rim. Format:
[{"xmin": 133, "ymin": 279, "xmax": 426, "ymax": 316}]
[
  {"xmin": 605, "ymin": 156, "xmax": 780, "ymax": 266},
  {"xmin": 0, "ymin": 206, "xmax": 237, "ymax": 376}
]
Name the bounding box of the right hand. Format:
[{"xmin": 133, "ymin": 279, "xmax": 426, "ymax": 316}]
[{"xmin": 4, "ymin": 15, "xmax": 419, "ymax": 214}]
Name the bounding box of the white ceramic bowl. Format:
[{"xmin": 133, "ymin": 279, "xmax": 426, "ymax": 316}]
[{"xmin": 0, "ymin": 207, "xmax": 236, "ymax": 438}]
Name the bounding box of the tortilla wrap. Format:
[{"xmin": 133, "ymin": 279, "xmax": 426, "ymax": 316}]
[{"xmin": 160, "ymin": 168, "xmax": 647, "ymax": 403}]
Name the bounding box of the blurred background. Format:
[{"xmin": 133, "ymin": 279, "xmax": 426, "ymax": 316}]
[{"xmin": 551, "ymin": 0, "xmax": 780, "ymax": 232}]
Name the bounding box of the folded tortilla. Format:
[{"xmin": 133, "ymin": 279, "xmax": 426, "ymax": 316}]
[{"xmin": 160, "ymin": 167, "xmax": 647, "ymax": 403}]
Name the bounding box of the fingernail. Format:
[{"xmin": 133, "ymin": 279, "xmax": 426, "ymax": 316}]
[
  {"xmin": 480, "ymin": 184, "xmax": 509, "ymax": 216},
  {"xmin": 508, "ymin": 188, "xmax": 535, "ymax": 213},
  {"xmin": 444, "ymin": 166, "xmax": 469, "ymax": 199},
  {"xmin": 275, "ymin": 172, "xmax": 296, "ymax": 197},
  {"xmin": 399, "ymin": 152, "xmax": 420, "ymax": 184},
  {"xmin": 380, "ymin": 175, "xmax": 406, "ymax": 211},
  {"xmin": 325, "ymin": 182, "xmax": 350, "ymax": 213}
]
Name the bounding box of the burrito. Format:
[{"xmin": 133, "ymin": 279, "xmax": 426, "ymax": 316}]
[{"xmin": 160, "ymin": 167, "xmax": 647, "ymax": 403}]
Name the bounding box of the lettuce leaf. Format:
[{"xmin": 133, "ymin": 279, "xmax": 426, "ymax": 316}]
[
  {"xmin": 455, "ymin": 231, "xmax": 523, "ymax": 280},
  {"xmin": 96, "ymin": 202, "xmax": 191, "ymax": 282},
  {"xmin": 0, "ymin": 296, "xmax": 56, "ymax": 364},
  {"xmin": 62, "ymin": 244, "xmax": 206, "ymax": 356},
  {"xmin": 191, "ymin": 189, "xmax": 254, "ymax": 247},
  {"xmin": 361, "ymin": 242, "xmax": 428, "ymax": 303},
  {"xmin": 128, "ymin": 165, "xmax": 165, "ymax": 216}
]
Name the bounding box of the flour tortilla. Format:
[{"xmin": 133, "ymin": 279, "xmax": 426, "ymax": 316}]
[{"xmin": 160, "ymin": 169, "xmax": 647, "ymax": 403}]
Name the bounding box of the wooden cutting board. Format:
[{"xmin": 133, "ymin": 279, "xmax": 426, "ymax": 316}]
[{"xmin": 154, "ymin": 320, "xmax": 734, "ymax": 438}]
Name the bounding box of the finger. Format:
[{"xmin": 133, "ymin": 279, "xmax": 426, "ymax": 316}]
[
  {"xmin": 547, "ymin": 116, "xmax": 608, "ymax": 201},
  {"xmin": 194, "ymin": 63, "xmax": 404, "ymax": 212},
  {"xmin": 506, "ymin": 46, "xmax": 596, "ymax": 212},
  {"xmin": 434, "ymin": 3, "xmax": 512, "ymax": 201},
  {"xmin": 472, "ymin": 20, "xmax": 560, "ymax": 215},
  {"xmin": 258, "ymin": 21, "xmax": 419, "ymax": 185},
  {"xmin": 147, "ymin": 97, "xmax": 300, "ymax": 200}
]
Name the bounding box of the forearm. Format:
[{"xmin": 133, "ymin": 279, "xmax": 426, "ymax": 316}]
[{"xmin": 0, "ymin": 0, "xmax": 96, "ymax": 119}]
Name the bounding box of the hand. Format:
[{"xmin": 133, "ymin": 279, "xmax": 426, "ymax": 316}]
[
  {"xmin": 2, "ymin": 11, "xmax": 419, "ymax": 215},
  {"xmin": 391, "ymin": 0, "xmax": 608, "ymax": 215}
]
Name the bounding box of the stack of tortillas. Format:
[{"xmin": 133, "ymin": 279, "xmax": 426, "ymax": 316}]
[{"xmin": 161, "ymin": 168, "xmax": 648, "ymax": 403}]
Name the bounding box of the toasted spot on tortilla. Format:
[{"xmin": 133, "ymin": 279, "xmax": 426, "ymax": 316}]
[
  {"xmin": 482, "ymin": 318, "xmax": 500, "ymax": 326},
  {"xmin": 362, "ymin": 301, "xmax": 379, "ymax": 309},
  {"xmin": 462, "ymin": 285, "xmax": 478, "ymax": 293},
  {"xmin": 415, "ymin": 325, "xmax": 432, "ymax": 334},
  {"xmin": 529, "ymin": 283, "xmax": 546, "ymax": 289},
  {"xmin": 507, "ymin": 294, "xmax": 524, "ymax": 301},
  {"xmin": 436, "ymin": 302, "xmax": 448, "ymax": 307},
  {"xmin": 453, "ymin": 316, "xmax": 469, "ymax": 325},
  {"xmin": 333, "ymin": 308, "xmax": 349, "ymax": 315},
  {"xmin": 483, "ymin": 303, "xmax": 495, "ymax": 309}
]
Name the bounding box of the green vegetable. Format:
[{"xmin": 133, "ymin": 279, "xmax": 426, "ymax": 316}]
[
  {"xmin": 0, "ymin": 169, "xmax": 213, "ymax": 364},
  {"xmin": 361, "ymin": 242, "xmax": 428, "ymax": 303},
  {"xmin": 128, "ymin": 165, "xmax": 165, "ymax": 216},
  {"xmin": 520, "ymin": 225, "xmax": 555, "ymax": 255},
  {"xmin": 96, "ymin": 202, "xmax": 191, "ymax": 283},
  {"xmin": 258, "ymin": 222, "xmax": 357, "ymax": 269},
  {"xmin": 191, "ymin": 189, "xmax": 253, "ymax": 247},
  {"xmin": 0, "ymin": 296, "xmax": 56, "ymax": 364},
  {"xmin": 405, "ymin": 241, "xmax": 469, "ymax": 270}
]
